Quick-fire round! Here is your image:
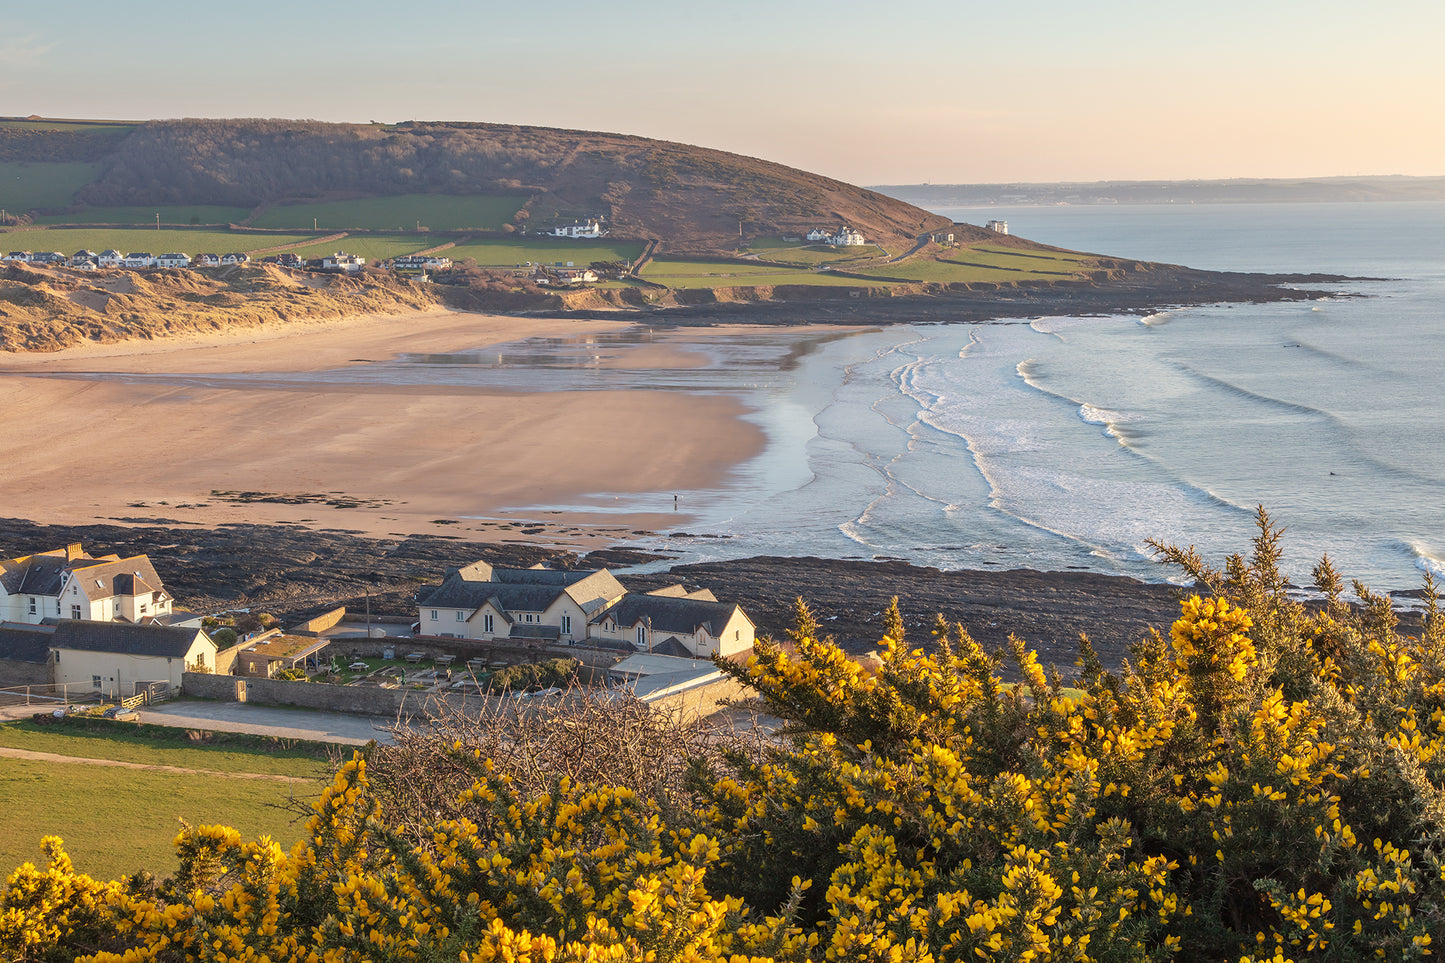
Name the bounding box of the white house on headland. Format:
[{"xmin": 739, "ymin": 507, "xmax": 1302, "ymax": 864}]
[
  {"xmin": 49, "ymin": 620, "xmax": 215, "ymax": 695},
  {"xmin": 0, "ymin": 544, "xmax": 173, "ymax": 625},
  {"xmin": 985, "ymin": 219, "xmax": 1009, "ymax": 235},
  {"xmin": 806, "ymin": 226, "xmax": 866, "ymax": 247},
  {"xmin": 414, "ymin": 561, "xmax": 755, "ymax": 659},
  {"xmin": 549, "ymin": 219, "xmax": 606, "ymax": 238},
  {"xmin": 154, "ymin": 253, "xmax": 191, "ymax": 269}
]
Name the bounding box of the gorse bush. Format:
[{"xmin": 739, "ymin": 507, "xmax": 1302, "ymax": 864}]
[{"xmin": 5, "ymin": 509, "xmax": 1445, "ymax": 961}]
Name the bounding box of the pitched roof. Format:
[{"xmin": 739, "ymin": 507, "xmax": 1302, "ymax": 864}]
[
  {"xmin": 1, "ymin": 550, "xmax": 71, "ymax": 596},
  {"xmin": 0, "ymin": 624, "xmax": 53, "ymax": 664},
  {"xmin": 591, "ymin": 594, "xmax": 748, "ymax": 637},
  {"xmin": 418, "ymin": 567, "xmax": 624, "ymax": 618},
  {"xmin": 68, "ymin": 556, "xmax": 169, "ymax": 602},
  {"xmin": 50, "ymin": 620, "xmax": 210, "ymax": 659}
]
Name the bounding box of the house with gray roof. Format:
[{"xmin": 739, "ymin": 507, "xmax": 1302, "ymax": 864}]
[
  {"xmin": 416, "ymin": 562, "xmax": 626, "ymax": 644},
  {"xmin": 51, "ymin": 620, "xmax": 215, "ymax": 696},
  {"xmin": 1, "ymin": 543, "xmax": 174, "ymax": 625},
  {"xmin": 589, "ymin": 590, "xmax": 755, "ymax": 659}
]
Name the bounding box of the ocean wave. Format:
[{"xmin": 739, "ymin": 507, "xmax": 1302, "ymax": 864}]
[
  {"xmin": 1403, "ymin": 539, "xmax": 1445, "ymax": 581},
  {"xmin": 1138, "ymin": 311, "xmax": 1175, "ymax": 326}
]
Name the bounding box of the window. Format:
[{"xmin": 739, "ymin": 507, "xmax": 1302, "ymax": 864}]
[
  {"xmin": 456, "ymin": 611, "xmax": 465, "ymax": 621},
  {"xmin": 637, "ymin": 626, "xmax": 646, "ymax": 646},
  {"xmin": 71, "ymin": 605, "xmax": 81, "ymax": 619},
  {"xmin": 483, "ymin": 614, "xmax": 494, "ymax": 634},
  {"xmin": 27, "ymin": 597, "xmax": 36, "ymax": 614},
  {"xmin": 92, "ymin": 675, "xmax": 102, "ymax": 689},
  {"xmin": 561, "ymin": 615, "xmax": 572, "ymax": 635},
  {"xmin": 430, "ymin": 610, "xmax": 438, "ymax": 621}
]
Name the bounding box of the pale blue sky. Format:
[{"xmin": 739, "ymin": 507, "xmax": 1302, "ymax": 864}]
[{"xmin": 4, "ymin": 0, "xmax": 1441, "ymax": 184}]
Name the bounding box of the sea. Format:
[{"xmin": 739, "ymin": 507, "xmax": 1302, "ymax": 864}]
[{"xmin": 391, "ymin": 201, "xmax": 1445, "ymax": 591}]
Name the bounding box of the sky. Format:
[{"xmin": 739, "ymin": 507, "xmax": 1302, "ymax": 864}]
[{"xmin": 4, "ymin": 0, "xmax": 1443, "ymax": 186}]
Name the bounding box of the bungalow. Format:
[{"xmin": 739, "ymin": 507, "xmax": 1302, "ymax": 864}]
[
  {"xmin": 97, "ymin": 250, "xmax": 124, "ymax": 268},
  {"xmin": 122, "ymin": 253, "xmax": 155, "ymax": 269},
  {"xmin": 588, "ymin": 590, "xmax": 755, "ymax": 659},
  {"xmin": 321, "ymin": 252, "xmax": 365, "ymax": 273},
  {"xmin": 220, "ymin": 252, "xmax": 249, "ymax": 265},
  {"xmin": 71, "ymin": 259, "xmax": 98, "ymax": 271},
  {"xmin": 0, "ymin": 543, "xmax": 174, "ymax": 625},
  {"xmin": 233, "ymin": 632, "xmax": 331, "ymax": 678},
  {"xmin": 2, "ymin": 251, "xmax": 30, "ymax": 262},
  {"xmin": 194, "ymin": 253, "xmax": 221, "ymax": 267},
  {"xmin": 50, "ymin": 620, "xmax": 215, "ymax": 696},
  {"xmin": 416, "ymin": 562, "xmax": 626, "ymax": 644},
  {"xmin": 549, "ymin": 219, "xmax": 606, "ymax": 239}
]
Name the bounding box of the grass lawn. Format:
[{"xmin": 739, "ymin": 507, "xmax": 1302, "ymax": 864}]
[
  {"xmin": 0, "ymin": 719, "xmax": 333, "ymax": 880},
  {"xmin": 745, "ymin": 239, "xmax": 887, "ymax": 267},
  {"xmin": 448, "ymin": 237, "xmax": 646, "ymax": 267},
  {"xmin": 949, "ymin": 244, "xmax": 1094, "ymax": 272},
  {"xmin": 29, "ymin": 205, "xmax": 254, "ymax": 226},
  {"xmin": 868, "ymin": 256, "xmax": 1085, "ymax": 285},
  {"xmin": 7, "ymin": 227, "xmax": 320, "ymax": 255},
  {"xmin": 0, "ymin": 161, "xmax": 101, "ymax": 212},
  {"xmin": 0, "ymin": 719, "xmax": 333, "ymax": 779},
  {"xmin": 251, "ymin": 195, "xmax": 529, "ymax": 232},
  {"xmin": 642, "ymin": 258, "xmax": 891, "ymax": 289},
  {"xmin": 0, "ymin": 757, "xmax": 320, "ymax": 881},
  {"xmin": 282, "ymin": 234, "xmax": 435, "ymax": 262}
]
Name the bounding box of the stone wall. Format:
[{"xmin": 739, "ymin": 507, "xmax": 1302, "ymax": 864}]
[
  {"xmin": 0, "ymin": 658, "xmax": 52, "ymax": 688},
  {"xmin": 291, "ymin": 607, "xmax": 347, "ymax": 636},
  {"xmin": 182, "ymin": 671, "xmax": 498, "ymax": 719}
]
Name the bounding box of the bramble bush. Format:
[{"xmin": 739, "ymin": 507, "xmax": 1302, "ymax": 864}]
[{"xmin": 5, "ymin": 509, "xmax": 1445, "ymax": 961}]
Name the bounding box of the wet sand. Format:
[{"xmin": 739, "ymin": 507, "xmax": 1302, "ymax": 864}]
[{"xmin": 0, "ymin": 307, "xmax": 768, "ymax": 544}]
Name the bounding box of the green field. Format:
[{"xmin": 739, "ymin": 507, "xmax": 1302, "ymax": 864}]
[
  {"xmin": 745, "ymin": 238, "xmax": 888, "ymax": 266},
  {"xmin": 0, "ymin": 721, "xmax": 330, "ymax": 880},
  {"xmin": 30, "ymin": 205, "xmax": 254, "ymax": 226},
  {"xmin": 642, "ymin": 258, "xmax": 891, "ymax": 289},
  {"xmin": 0, "ymin": 161, "xmax": 101, "ymax": 212},
  {"xmin": 448, "ymin": 237, "xmax": 646, "ymax": 267},
  {"xmin": 283, "ymin": 234, "xmax": 435, "ymax": 262},
  {"xmin": 3, "ymin": 227, "xmax": 321, "ymax": 256},
  {"xmin": 0, "ymin": 120, "xmax": 137, "ymax": 135},
  {"xmin": 251, "ymin": 194, "xmax": 529, "ymax": 232},
  {"xmin": 868, "ymin": 247, "xmax": 1091, "ymax": 285}
]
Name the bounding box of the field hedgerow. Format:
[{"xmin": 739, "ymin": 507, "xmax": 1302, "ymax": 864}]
[{"xmin": 5, "ymin": 508, "xmax": 1445, "ymax": 961}]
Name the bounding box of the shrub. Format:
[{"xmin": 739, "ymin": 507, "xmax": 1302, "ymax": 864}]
[{"xmin": 7, "ymin": 510, "xmax": 1445, "ymax": 961}]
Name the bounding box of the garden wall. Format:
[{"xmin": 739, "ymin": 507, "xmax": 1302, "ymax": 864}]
[{"xmin": 182, "ymin": 671, "xmax": 498, "ymax": 719}]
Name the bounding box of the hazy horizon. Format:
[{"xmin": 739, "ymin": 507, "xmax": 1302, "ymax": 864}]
[{"xmin": 5, "ymin": 0, "xmax": 1442, "ymax": 186}]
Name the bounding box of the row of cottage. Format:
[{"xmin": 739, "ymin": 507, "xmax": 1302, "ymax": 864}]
[
  {"xmin": 0, "ymin": 543, "xmax": 755, "ymax": 699},
  {"xmin": 3, "ymin": 249, "xmax": 368, "ymax": 273}
]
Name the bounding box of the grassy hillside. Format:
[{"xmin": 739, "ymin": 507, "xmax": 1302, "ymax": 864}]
[{"xmin": 0, "ymin": 117, "xmax": 951, "ymax": 252}]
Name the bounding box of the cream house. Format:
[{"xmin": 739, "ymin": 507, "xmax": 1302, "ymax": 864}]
[
  {"xmin": 588, "ymin": 590, "xmax": 755, "ymax": 659},
  {"xmin": 50, "ymin": 620, "xmax": 215, "ymax": 696},
  {"xmin": 416, "ymin": 563, "xmax": 626, "ymax": 643}
]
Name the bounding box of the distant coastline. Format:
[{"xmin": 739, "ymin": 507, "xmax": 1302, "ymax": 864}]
[{"xmin": 875, "ymin": 175, "xmax": 1445, "ymax": 208}]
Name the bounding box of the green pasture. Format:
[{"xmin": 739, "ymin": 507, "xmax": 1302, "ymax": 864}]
[
  {"xmin": 0, "ymin": 719, "xmax": 332, "ymax": 779},
  {"xmin": 0, "ymin": 720, "xmax": 330, "ymax": 880},
  {"xmin": 30, "ymin": 205, "xmax": 254, "ymax": 226},
  {"xmin": 4, "ymin": 227, "xmax": 320, "ymax": 255},
  {"xmin": 282, "ymin": 234, "xmax": 435, "ymax": 262},
  {"xmin": 448, "ymin": 237, "xmax": 646, "ymax": 267},
  {"xmin": 251, "ymin": 195, "xmax": 529, "ymax": 232},
  {"xmin": 869, "ymin": 255, "xmax": 1085, "ymax": 285},
  {"xmin": 642, "ymin": 258, "xmax": 892, "ymax": 289},
  {"xmin": 950, "ymin": 244, "xmax": 1094, "ymax": 272},
  {"xmin": 0, "ymin": 120, "xmax": 136, "ymax": 135},
  {"xmin": 0, "ymin": 161, "xmax": 101, "ymax": 212},
  {"xmin": 745, "ymin": 238, "xmax": 887, "ymax": 266}
]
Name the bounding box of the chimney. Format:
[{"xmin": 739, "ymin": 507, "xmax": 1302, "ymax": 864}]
[{"xmin": 65, "ymin": 543, "xmax": 84, "ymax": 562}]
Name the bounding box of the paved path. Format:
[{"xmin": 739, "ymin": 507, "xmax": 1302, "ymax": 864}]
[
  {"xmin": 137, "ymin": 702, "xmax": 397, "ymax": 746},
  {"xmin": 0, "ymin": 746, "xmax": 312, "ymax": 782}
]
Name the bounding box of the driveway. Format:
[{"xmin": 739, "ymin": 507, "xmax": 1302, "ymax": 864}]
[{"xmin": 137, "ymin": 701, "xmax": 398, "ymax": 746}]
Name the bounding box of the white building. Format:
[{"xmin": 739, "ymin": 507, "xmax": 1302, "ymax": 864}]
[
  {"xmin": 154, "ymin": 253, "xmax": 191, "ymax": 269},
  {"xmin": 2, "ymin": 251, "xmax": 31, "ymax": 263},
  {"xmin": 97, "ymin": 250, "xmax": 124, "ymax": 268},
  {"xmin": 220, "ymin": 253, "xmax": 249, "ymax": 265},
  {"xmin": 830, "ymin": 226, "xmax": 866, "ymax": 246},
  {"xmin": 322, "ymin": 252, "xmax": 365, "ymax": 273},
  {"xmin": 588, "ymin": 589, "xmax": 754, "ymax": 659},
  {"xmin": 417, "ymin": 563, "xmax": 626, "ymax": 644},
  {"xmin": 122, "ymin": 253, "xmax": 155, "ymax": 269},
  {"xmin": 985, "ymin": 219, "xmax": 1009, "ymax": 235},
  {"xmin": 0, "ymin": 544, "xmax": 173, "ymax": 625},
  {"xmin": 549, "ymin": 219, "xmax": 606, "ymax": 239}
]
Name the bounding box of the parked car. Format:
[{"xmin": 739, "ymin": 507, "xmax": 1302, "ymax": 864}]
[{"xmin": 103, "ymin": 705, "xmax": 139, "ymax": 721}]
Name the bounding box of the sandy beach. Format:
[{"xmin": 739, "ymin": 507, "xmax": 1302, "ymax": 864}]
[{"xmin": 0, "ymin": 307, "xmax": 768, "ymax": 544}]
